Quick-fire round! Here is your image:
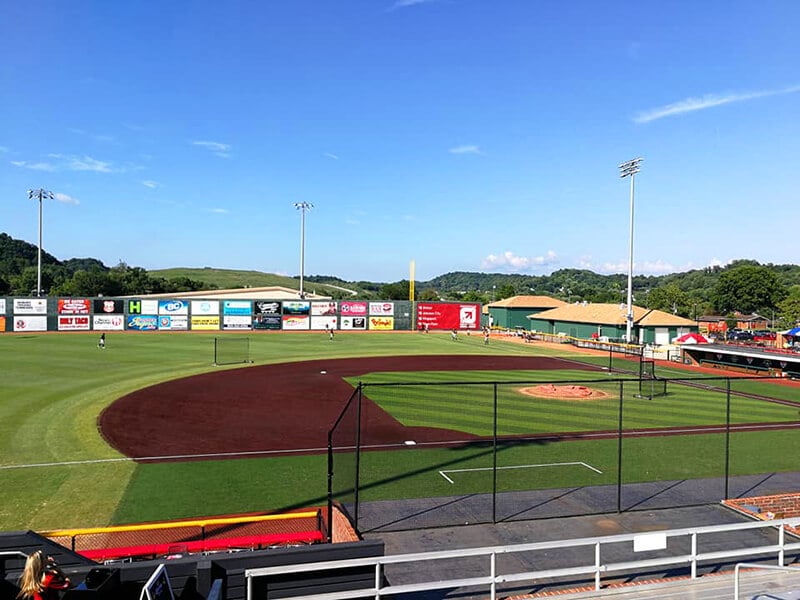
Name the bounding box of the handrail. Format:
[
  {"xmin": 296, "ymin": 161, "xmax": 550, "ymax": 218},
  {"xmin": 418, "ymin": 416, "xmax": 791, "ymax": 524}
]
[
  {"xmin": 734, "ymin": 562, "xmax": 800, "ymax": 599},
  {"xmin": 245, "ymin": 516, "xmax": 800, "ymax": 600},
  {"xmin": 0, "ymin": 551, "xmax": 28, "ymax": 560}
]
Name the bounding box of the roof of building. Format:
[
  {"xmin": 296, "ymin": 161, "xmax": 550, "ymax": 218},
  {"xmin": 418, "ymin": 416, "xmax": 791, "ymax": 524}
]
[
  {"xmin": 134, "ymin": 286, "xmax": 331, "ymax": 300},
  {"xmin": 487, "ymin": 295, "xmax": 568, "ymax": 309},
  {"xmin": 528, "ymin": 302, "xmax": 696, "ymax": 327}
]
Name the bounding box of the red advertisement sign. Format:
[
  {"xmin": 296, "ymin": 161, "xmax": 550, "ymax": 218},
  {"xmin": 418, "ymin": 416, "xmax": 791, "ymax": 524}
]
[
  {"xmin": 58, "ymin": 316, "xmax": 91, "ymax": 331},
  {"xmin": 340, "ymin": 301, "xmax": 368, "ymax": 315},
  {"xmin": 58, "ymin": 298, "xmax": 91, "ymax": 315},
  {"xmin": 416, "ymin": 302, "xmax": 480, "ymax": 330}
]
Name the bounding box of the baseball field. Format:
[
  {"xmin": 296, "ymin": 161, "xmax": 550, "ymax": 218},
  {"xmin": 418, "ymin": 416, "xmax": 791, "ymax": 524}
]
[{"xmin": 1, "ymin": 331, "xmax": 798, "ymax": 533}]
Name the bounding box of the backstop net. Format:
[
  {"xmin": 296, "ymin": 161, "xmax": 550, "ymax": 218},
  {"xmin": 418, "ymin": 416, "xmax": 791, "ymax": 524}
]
[{"xmin": 213, "ymin": 336, "xmax": 251, "ymax": 366}]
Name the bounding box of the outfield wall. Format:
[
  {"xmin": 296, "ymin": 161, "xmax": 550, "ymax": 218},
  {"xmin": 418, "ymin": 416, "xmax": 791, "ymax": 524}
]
[{"xmin": 0, "ymin": 297, "xmax": 482, "ymax": 333}]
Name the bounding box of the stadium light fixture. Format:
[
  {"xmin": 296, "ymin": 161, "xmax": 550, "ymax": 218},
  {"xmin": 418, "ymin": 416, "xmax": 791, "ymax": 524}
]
[
  {"xmin": 293, "ymin": 202, "xmax": 313, "ymax": 299},
  {"xmin": 28, "ymin": 188, "xmax": 54, "ymax": 297},
  {"xmin": 618, "ymin": 157, "xmax": 642, "ymax": 344}
]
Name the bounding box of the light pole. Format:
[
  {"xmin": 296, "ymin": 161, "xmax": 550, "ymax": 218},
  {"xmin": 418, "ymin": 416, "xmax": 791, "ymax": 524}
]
[
  {"xmin": 293, "ymin": 202, "xmax": 313, "ymax": 299},
  {"xmin": 619, "ymin": 157, "xmax": 642, "ymax": 343},
  {"xmin": 28, "ymin": 188, "xmax": 54, "ymax": 297}
]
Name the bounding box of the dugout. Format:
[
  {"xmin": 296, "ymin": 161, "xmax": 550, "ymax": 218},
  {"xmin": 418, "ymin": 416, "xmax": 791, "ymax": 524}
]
[{"xmin": 681, "ymin": 343, "xmax": 800, "ymax": 378}]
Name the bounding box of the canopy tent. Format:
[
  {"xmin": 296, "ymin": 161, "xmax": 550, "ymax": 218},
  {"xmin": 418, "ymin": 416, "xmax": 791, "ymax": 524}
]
[
  {"xmin": 783, "ymin": 327, "xmax": 800, "ymax": 337},
  {"xmin": 673, "ymin": 332, "xmax": 709, "ymax": 344}
]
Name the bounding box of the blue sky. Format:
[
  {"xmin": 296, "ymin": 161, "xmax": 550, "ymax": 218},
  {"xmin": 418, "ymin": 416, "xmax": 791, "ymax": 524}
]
[{"xmin": 2, "ymin": 1, "xmax": 799, "ymax": 282}]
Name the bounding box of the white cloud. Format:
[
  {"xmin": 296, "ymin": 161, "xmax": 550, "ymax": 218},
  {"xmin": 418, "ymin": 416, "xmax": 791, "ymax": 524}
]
[
  {"xmin": 389, "ymin": 0, "xmax": 437, "ymax": 9},
  {"xmin": 481, "ymin": 250, "xmax": 558, "ymax": 272},
  {"xmin": 449, "ymin": 144, "xmax": 482, "ymax": 155},
  {"xmin": 11, "ymin": 160, "xmax": 57, "ymax": 171},
  {"xmin": 324, "ymin": 152, "xmax": 340, "ymax": 160},
  {"xmin": 208, "ymin": 208, "xmax": 229, "ymax": 214},
  {"xmin": 142, "ymin": 180, "xmax": 160, "ymax": 189},
  {"xmin": 193, "ymin": 140, "xmax": 231, "ymax": 157},
  {"xmin": 54, "ymin": 192, "xmax": 80, "ymax": 205},
  {"xmin": 634, "ymin": 84, "xmax": 800, "ymax": 123},
  {"xmin": 67, "ymin": 155, "xmax": 113, "ymax": 172}
]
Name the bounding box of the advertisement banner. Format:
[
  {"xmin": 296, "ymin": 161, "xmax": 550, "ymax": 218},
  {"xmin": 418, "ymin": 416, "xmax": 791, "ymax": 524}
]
[
  {"xmin": 282, "ymin": 301, "xmax": 310, "ymax": 315},
  {"xmin": 93, "ymin": 315, "xmax": 126, "ymax": 331},
  {"xmin": 127, "ymin": 315, "xmax": 158, "ymax": 331},
  {"xmin": 158, "ymin": 315, "xmax": 188, "ymax": 330},
  {"xmin": 254, "ymin": 300, "xmax": 281, "ymax": 316},
  {"xmin": 254, "ymin": 314, "xmax": 282, "ymax": 330},
  {"xmin": 223, "ymin": 315, "xmax": 252, "ymax": 330},
  {"xmin": 282, "ymin": 315, "xmax": 310, "ymax": 330},
  {"xmin": 191, "ymin": 316, "xmax": 221, "ymax": 330},
  {"xmin": 223, "ymin": 300, "xmax": 252, "ymax": 316},
  {"xmin": 369, "ymin": 302, "xmax": 394, "ymax": 316},
  {"xmin": 369, "ymin": 316, "xmax": 395, "ymax": 330},
  {"xmin": 0, "ymin": 316, "xmax": 5, "ymax": 332},
  {"xmin": 93, "ymin": 299, "xmax": 124, "ymax": 314},
  {"xmin": 58, "ymin": 298, "xmax": 90, "ymax": 315},
  {"xmin": 128, "ymin": 299, "xmax": 159, "ymax": 315},
  {"xmin": 159, "ymin": 299, "xmax": 189, "ymax": 316},
  {"xmin": 311, "ymin": 301, "xmax": 338, "ymax": 316},
  {"xmin": 310, "ymin": 316, "xmax": 337, "ymax": 330},
  {"xmin": 340, "ymin": 301, "xmax": 367, "ymax": 316},
  {"xmin": 416, "ymin": 302, "xmax": 480, "ymax": 330},
  {"xmin": 0, "ymin": 299, "xmax": 5, "ymax": 313},
  {"xmin": 340, "ymin": 316, "xmax": 367, "ymax": 330},
  {"xmin": 58, "ymin": 315, "xmax": 91, "ymax": 331},
  {"xmin": 14, "ymin": 298, "xmax": 48, "ymax": 315},
  {"xmin": 191, "ymin": 300, "xmax": 220, "ymax": 315},
  {"xmin": 14, "ymin": 316, "xmax": 48, "ymax": 331}
]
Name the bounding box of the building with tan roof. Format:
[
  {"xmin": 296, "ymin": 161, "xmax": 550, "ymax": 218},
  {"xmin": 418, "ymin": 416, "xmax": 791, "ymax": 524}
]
[
  {"xmin": 484, "ymin": 295, "xmax": 568, "ymax": 329},
  {"xmin": 526, "ymin": 302, "xmax": 698, "ymax": 344}
]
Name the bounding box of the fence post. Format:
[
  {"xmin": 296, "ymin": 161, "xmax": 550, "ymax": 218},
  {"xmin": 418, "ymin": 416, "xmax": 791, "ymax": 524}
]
[
  {"xmin": 492, "ymin": 383, "xmax": 498, "ymax": 525},
  {"xmin": 725, "ymin": 378, "xmax": 731, "ymax": 499},
  {"xmin": 354, "ymin": 383, "xmax": 363, "ymax": 532},
  {"xmin": 327, "ymin": 429, "xmax": 334, "ymax": 543},
  {"xmin": 617, "ymin": 380, "xmax": 624, "ymax": 513}
]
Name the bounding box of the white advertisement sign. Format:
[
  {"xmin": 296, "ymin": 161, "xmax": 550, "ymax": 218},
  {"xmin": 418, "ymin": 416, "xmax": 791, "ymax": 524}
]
[
  {"xmin": 223, "ymin": 315, "xmax": 252, "ymax": 330},
  {"xmin": 93, "ymin": 315, "xmax": 126, "ymax": 331},
  {"xmin": 14, "ymin": 316, "xmax": 48, "ymax": 331},
  {"xmin": 58, "ymin": 316, "xmax": 91, "ymax": 331},
  {"xmin": 14, "ymin": 298, "xmax": 48, "ymax": 314},
  {"xmin": 191, "ymin": 300, "xmax": 219, "ymax": 315},
  {"xmin": 142, "ymin": 299, "xmax": 159, "ymax": 314},
  {"xmin": 0, "ymin": 299, "xmax": 6, "ymax": 313},
  {"xmin": 310, "ymin": 316, "xmax": 337, "ymax": 330},
  {"xmin": 369, "ymin": 302, "xmax": 394, "ymax": 316}
]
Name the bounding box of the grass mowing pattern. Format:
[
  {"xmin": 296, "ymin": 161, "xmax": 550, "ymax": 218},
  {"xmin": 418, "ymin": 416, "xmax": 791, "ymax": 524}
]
[{"xmin": 1, "ymin": 332, "xmax": 797, "ymax": 530}]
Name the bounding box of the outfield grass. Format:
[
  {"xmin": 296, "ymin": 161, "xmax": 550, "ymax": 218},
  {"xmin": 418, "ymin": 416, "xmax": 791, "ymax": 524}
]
[{"xmin": 1, "ymin": 331, "xmax": 797, "ymax": 531}]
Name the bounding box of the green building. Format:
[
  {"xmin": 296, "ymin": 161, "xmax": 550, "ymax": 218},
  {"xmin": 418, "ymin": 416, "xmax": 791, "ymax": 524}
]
[
  {"xmin": 526, "ymin": 302, "xmax": 698, "ymax": 344},
  {"xmin": 484, "ymin": 295, "xmax": 567, "ymax": 329}
]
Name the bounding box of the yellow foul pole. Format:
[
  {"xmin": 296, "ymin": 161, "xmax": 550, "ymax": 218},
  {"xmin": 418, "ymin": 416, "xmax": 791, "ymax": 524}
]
[{"xmin": 410, "ymin": 260, "xmax": 416, "ymax": 330}]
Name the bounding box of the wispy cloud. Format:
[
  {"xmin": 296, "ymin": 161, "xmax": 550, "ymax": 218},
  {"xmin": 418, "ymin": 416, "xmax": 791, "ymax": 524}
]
[
  {"xmin": 142, "ymin": 180, "xmax": 160, "ymax": 189},
  {"xmin": 11, "ymin": 160, "xmax": 57, "ymax": 171},
  {"xmin": 324, "ymin": 152, "xmax": 340, "ymax": 160},
  {"xmin": 64, "ymin": 155, "xmax": 113, "ymax": 172},
  {"xmin": 208, "ymin": 208, "xmax": 229, "ymax": 214},
  {"xmin": 193, "ymin": 140, "xmax": 231, "ymax": 158},
  {"xmin": 54, "ymin": 192, "xmax": 80, "ymax": 205},
  {"xmin": 389, "ymin": 0, "xmax": 437, "ymax": 10},
  {"xmin": 634, "ymin": 84, "xmax": 800, "ymax": 124},
  {"xmin": 0, "ymin": 146, "xmax": 9, "ymax": 153},
  {"xmin": 481, "ymin": 250, "xmax": 558, "ymax": 272},
  {"xmin": 449, "ymin": 144, "xmax": 482, "ymax": 155}
]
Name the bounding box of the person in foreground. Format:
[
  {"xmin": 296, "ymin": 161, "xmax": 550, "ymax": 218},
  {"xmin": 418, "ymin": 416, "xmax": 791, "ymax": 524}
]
[{"xmin": 17, "ymin": 550, "xmax": 70, "ymax": 600}]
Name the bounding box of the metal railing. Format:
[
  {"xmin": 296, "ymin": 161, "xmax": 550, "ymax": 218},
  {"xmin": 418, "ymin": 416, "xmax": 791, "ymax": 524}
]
[
  {"xmin": 734, "ymin": 562, "xmax": 800, "ymax": 599},
  {"xmin": 245, "ymin": 517, "xmax": 800, "ymax": 600}
]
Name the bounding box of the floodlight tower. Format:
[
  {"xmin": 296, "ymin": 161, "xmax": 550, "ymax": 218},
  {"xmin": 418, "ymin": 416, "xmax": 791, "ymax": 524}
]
[
  {"xmin": 618, "ymin": 157, "xmax": 642, "ymax": 344},
  {"xmin": 293, "ymin": 202, "xmax": 313, "ymax": 299},
  {"xmin": 28, "ymin": 188, "xmax": 54, "ymax": 297}
]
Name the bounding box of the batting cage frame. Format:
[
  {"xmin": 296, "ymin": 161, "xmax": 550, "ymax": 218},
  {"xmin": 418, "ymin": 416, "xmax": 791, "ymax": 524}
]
[
  {"xmin": 327, "ymin": 373, "xmax": 795, "ymax": 539},
  {"xmin": 213, "ymin": 336, "xmax": 252, "ymax": 366}
]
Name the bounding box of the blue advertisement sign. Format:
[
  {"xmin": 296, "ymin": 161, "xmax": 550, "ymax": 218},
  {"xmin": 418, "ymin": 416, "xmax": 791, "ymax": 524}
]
[
  {"xmin": 159, "ymin": 299, "xmax": 189, "ymax": 315},
  {"xmin": 223, "ymin": 300, "xmax": 252, "ymax": 315},
  {"xmin": 127, "ymin": 315, "xmax": 158, "ymax": 331}
]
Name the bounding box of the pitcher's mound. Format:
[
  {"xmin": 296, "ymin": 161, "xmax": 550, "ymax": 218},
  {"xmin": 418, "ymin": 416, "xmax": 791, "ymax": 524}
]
[{"xmin": 519, "ymin": 384, "xmax": 610, "ymax": 401}]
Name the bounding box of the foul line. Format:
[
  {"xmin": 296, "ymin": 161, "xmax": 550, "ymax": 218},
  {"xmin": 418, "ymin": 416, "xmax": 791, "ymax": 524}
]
[{"xmin": 439, "ymin": 461, "xmax": 603, "ymax": 484}]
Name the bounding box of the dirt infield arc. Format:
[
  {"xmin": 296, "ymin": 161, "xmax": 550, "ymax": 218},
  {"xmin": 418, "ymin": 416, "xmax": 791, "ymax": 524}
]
[{"xmin": 99, "ymin": 355, "xmax": 592, "ymax": 461}]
